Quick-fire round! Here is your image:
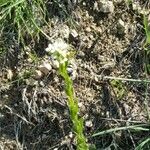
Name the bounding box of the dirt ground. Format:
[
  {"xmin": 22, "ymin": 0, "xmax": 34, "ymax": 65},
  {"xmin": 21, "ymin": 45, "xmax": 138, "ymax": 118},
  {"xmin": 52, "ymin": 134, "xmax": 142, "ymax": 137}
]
[{"xmin": 0, "ymin": 1, "xmax": 150, "ymax": 150}]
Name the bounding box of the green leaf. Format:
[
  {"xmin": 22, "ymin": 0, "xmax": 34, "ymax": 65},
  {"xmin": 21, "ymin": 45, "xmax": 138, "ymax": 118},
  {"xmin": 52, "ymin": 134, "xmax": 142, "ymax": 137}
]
[{"xmin": 136, "ymin": 138, "xmax": 150, "ymax": 150}]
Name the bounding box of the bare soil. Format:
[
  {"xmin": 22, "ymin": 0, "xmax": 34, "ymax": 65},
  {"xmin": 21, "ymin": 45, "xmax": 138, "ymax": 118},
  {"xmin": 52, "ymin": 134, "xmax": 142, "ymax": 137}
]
[{"xmin": 0, "ymin": 1, "xmax": 150, "ymax": 150}]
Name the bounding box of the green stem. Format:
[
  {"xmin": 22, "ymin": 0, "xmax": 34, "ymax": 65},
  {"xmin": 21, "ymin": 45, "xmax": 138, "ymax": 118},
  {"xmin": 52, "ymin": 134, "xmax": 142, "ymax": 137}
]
[{"xmin": 59, "ymin": 62, "xmax": 89, "ymax": 150}]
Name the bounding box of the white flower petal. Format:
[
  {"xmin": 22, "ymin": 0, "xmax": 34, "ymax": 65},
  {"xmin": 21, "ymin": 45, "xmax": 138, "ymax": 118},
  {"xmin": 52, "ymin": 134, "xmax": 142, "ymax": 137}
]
[{"xmin": 45, "ymin": 39, "xmax": 70, "ymax": 65}]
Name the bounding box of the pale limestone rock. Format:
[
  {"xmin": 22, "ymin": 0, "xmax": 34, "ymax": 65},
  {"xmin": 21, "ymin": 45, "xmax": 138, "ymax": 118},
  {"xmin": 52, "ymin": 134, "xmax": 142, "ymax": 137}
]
[
  {"xmin": 61, "ymin": 25, "xmax": 70, "ymax": 39},
  {"xmin": 70, "ymin": 29, "xmax": 78, "ymax": 38},
  {"xmin": 94, "ymin": 0, "xmax": 114, "ymax": 13},
  {"xmin": 7, "ymin": 69, "xmax": 13, "ymax": 80},
  {"xmin": 117, "ymin": 19, "xmax": 126, "ymax": 34},
  {"xmin": 85, "ymin": 120, "xmax": 93, "ymax": 128},
  {"xmin": 34, "ymin": 70, "xmax": 43, "ymax": 79},
  {"xmin": 38, "ymin": 62, "xmax": 52, "ymax": 75}
]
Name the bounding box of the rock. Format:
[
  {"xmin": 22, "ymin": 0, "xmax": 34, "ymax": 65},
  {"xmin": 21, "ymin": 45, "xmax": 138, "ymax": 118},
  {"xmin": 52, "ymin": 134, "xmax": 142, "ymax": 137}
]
[
  {"xmin": 94, "ymin": 76, "xmax": 99, "ymax": 82},
  {"xmin": 96, "ymin": 26, "xmax": 102, "ymax": 34},
  {"xmin": 38, "ymin": 62, "xmax": 52, "ymax": 75},
  {"xmin": 54, "ymin": 76, "xmax": 59, "ymax": 83},
  {"xmin": 113, "ymin": 0, "xmax": 123, "ymax": 4},
  {"xmin": 7, "ymin": 69, "xmax": 13, "ymax": 80},
  {"xmin": 102, "ymin": 61, "xmax": 115, "ymax": 69},
  {"xmin": 78, "ymin": 102, "xmax": 86, "ymax": 113},
  {"xmin": 96, "ymin": 0, "xmax": 114, "ymax": 13},
  {"xmin": 78, "ymin": 102, "xmax": 83, "ymax": 108},
  {"xmin": 77, "ymin": 51, "xmax": 85, "ymax": 57},
  {"xmin": 85, "ymin": 120, "xmax": 93, "ymax": 128},
  {"xmin": 34, "ymin": 70, "xmax": 43, "ymax": 79},
  {"xmin": 97, "ymin": 55, "xmax": 105, "ymax": 61},
  {"xmin": 69, "ymin": 29, "xmax": 79, "ymax": 43},
  {"xmin": 117, "ymin": 19, "xmax": 125, "ymax": 35},
  {"xmin": 61, "ymin": 25, "xmax": 70, "ymax": 39},
  {"xmin": 39, "ymin": 81, "xmax": 45, "ymax": 87},
  {"xmin": 85, "ymin": 27, "xmax": 91, "ymax": 32},
  {"xmin": 68, "ymin": 132, "xmax": 74, "ymax": 138},
  {"xmin": 70, "ymin": 29, "xmax": 78, "ymax": 38},
  {"xmin": 87, "ymin": 40, "xmax": 93, "ymax": 49},
  {"xmin": 93, "ymin": 1, "xmax": 99, "ymax": 11}
]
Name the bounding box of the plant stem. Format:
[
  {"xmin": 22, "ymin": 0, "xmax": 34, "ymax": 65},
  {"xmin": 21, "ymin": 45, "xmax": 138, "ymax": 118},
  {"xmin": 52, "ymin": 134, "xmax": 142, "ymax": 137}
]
[{"xmin": 59, "ymin": 62, "xmax": 89, "ymax": 150}]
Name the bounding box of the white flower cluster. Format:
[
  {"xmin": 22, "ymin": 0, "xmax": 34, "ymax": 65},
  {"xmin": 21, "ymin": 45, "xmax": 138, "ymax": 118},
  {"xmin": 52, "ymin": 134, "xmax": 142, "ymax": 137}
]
[
  {"xmin": 45, "ymin": 39, "xmax": 70, "ymax": 67},
  {"xmin": 45, "ymin": 38, "xmax": 77, "ymax": 80}
]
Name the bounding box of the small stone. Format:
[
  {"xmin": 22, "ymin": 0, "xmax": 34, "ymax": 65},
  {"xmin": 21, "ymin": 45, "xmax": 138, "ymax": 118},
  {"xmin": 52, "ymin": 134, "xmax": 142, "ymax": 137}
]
[
  {"xmin": 99, "ymin": 0, "xmax": 114, "ymax": 13},
  {"xmin": 39, "ymin": 81, "xmax": 45, "ymax": 87},
  {"xmin": 85, "ymin": 27, "xmax": 91, "ymax": 32},
  {"xmin": 82, "ymin": 2, "xmax": 86, "ymax": 6},
  {"xmin": 93, "ymin": 1, "xmax": 99, "ymax": 11},
  {"xmin": 54, "ymin": 76, "xmax": 59, "ymax": 83},
  {"xmin": 94, "ymin": 76, "xmax": 99, "ymax": 82},
  {"xmin": 70, "ymin": 29, "xmax": 78, "ymax": 38},
  {"xmin": 96, "ymin": 27, "xmax": 102, "ymax": 33},
  {"xmin": 117, "ymin": 19, "xmax": 125, "ymax": 34},
  {"xmin": 78, "ymin": 102, "xmax": 83, "ymax": 108},
  {"xmin": 97, "ymin": 55, "xmax": 105, "ymax": 61},
  {"xmin": 78, "ymin": 102, "xmax": 86, "ymax": 113},
  {"xmin": 61, "ymin": 25, "xmax": 70, "ymax": 39},
  {"xmin": 118, "ymin": 19, "xmax": 125, "ymax": 28},
  {"xmin": 113, "ymin": 0, "xmax": 123, "ymax": 3},
  {"xmin": 68, "ymin": 132, "xmax": 74, "ymax": 138},
  {"xmin": 102, "ymin": 61, "xmax": 115, "ymax": 69},
  {"xmin": 85, "ymin": 120, "xmax": 93, "ymax": 128},
  {"xmin": 87, "ymin": 40, "xmax": 93, "ymax": 48},
  {"xmin": 132, "ymin": 2, "xmax": 140, "ymax": 11},
  {"xmin": 33, "ymin": 81, "xmax": 39, "ymax": 86},
  {"xmin": 38, "ymin": 62, "xmax": 52, "ymax": 75},
  {"xmin": 89, "ymin": 34, "xmax": 94, "ymax": 40},
  {"xmin": 77, "ymin": 51, "xmax": 85, "ymax": 57},
  {"xmin": 34, "ymin": 70, "xmax": 43, "ymax": 79},
  {"xmin": 7, "ymin": 69, "xmax": 13, "ymax": 80}
]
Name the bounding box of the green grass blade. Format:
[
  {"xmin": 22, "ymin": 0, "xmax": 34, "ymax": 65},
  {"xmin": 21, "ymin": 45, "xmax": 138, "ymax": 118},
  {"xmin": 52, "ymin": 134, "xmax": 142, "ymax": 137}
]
[
  {"xmin": 92, "ymin": 124, "xmax": 149, "ymax": 137},
  {"xmin": 136, "ymin": 138, "xmax": 150, "ymax": 150},
  {"xmin": 143, "ymin": 15, "xmax": 150, "ymax": 46},
  {"xmin": 0, "ymin": 0, "xmax": 25, "ymax": 14},
  {"xmin": 0, "ymin": 0, "xmax": 10, "ymax": 6}
]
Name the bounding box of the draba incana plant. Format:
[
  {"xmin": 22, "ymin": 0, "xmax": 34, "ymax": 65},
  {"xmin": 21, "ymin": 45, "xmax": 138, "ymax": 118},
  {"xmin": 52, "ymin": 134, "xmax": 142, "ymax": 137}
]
[{"xmin": 46, "ymin": 39, "xmax": 89, "ymax": 150}]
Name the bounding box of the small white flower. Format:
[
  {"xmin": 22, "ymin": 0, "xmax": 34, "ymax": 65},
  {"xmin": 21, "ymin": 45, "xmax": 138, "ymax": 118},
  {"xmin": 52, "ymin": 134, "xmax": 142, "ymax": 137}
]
[
  {"xmin": 46, "ymin": 39, "xmax": 69, "ymax": 53},
  {"xmin": 46, "ymin": 38, "xmax": 71, "ymax": 67}
]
